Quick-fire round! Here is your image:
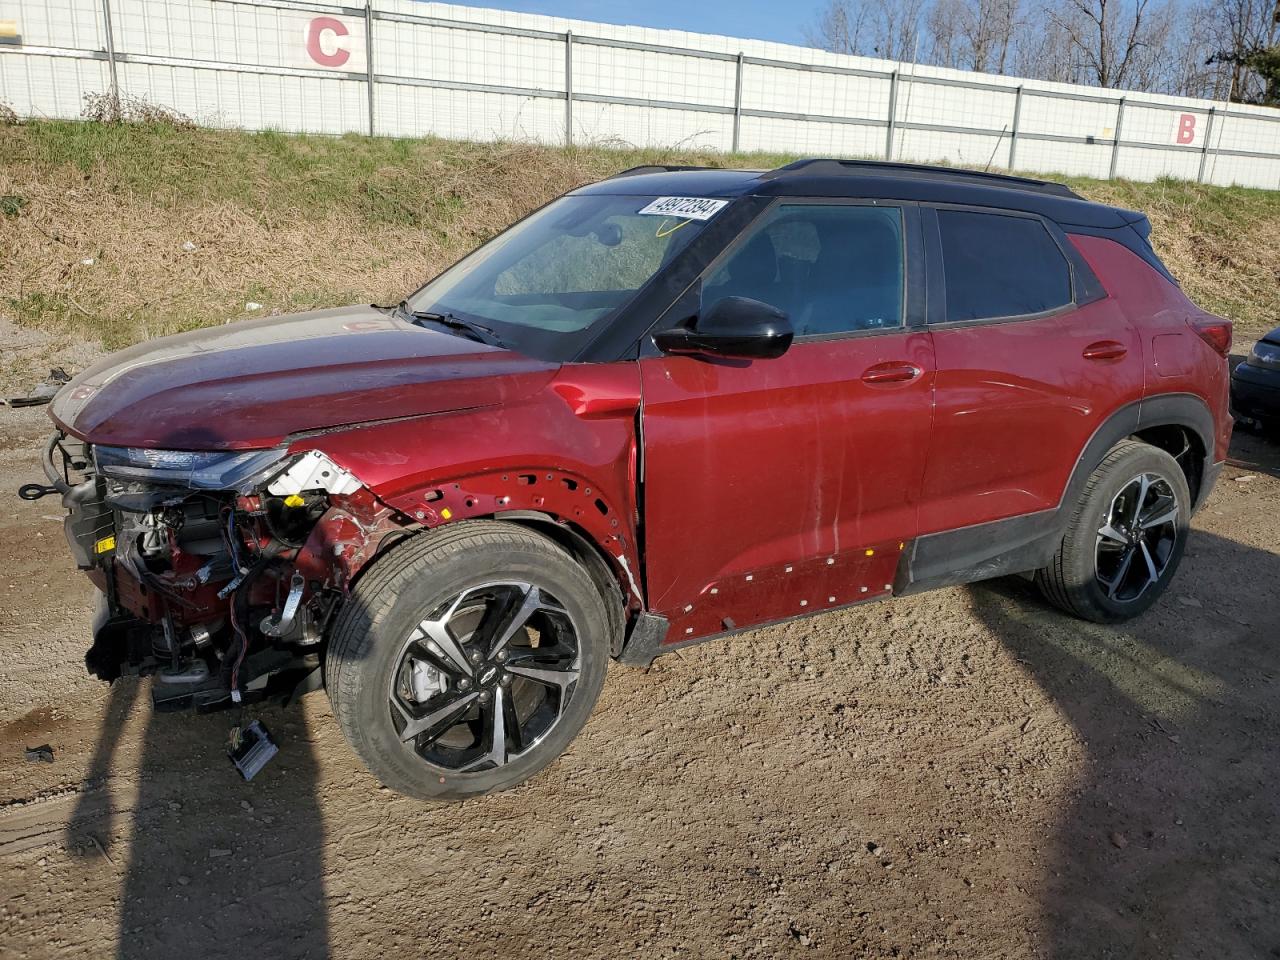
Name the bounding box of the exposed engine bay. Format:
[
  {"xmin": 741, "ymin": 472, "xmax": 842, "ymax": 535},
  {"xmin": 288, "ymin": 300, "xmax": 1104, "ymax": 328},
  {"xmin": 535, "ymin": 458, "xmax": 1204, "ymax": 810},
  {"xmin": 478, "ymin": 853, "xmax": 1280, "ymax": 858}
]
[{"xmin": 36, "ymin": 432, "xmax": 412, "ymax": 713}]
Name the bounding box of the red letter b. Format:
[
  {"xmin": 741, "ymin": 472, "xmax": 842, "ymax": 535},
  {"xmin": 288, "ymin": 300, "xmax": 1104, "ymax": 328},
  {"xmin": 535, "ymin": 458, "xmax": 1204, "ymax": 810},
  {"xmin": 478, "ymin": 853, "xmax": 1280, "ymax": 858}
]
[{"xmin": 1176, "ymin": 114, "xmax": 1197, "ymax": 145}]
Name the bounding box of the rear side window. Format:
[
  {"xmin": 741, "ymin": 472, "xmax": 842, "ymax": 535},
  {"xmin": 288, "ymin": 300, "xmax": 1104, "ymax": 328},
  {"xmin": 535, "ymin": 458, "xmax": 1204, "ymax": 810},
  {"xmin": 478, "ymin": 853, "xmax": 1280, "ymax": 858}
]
[{"xmin": 937, "ymin": 210, "xmax": 1072, "ymax": 322}]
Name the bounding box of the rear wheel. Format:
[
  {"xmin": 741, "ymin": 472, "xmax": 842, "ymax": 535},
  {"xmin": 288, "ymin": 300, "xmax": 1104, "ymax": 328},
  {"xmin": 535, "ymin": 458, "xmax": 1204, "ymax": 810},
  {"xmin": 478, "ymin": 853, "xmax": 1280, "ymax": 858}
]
[
  {"xmin": 1036, "ymin": 440, "xmax": 1190, "ymax": 623},
  {"xmin": 326, "ymin": 521, "xmax": 610, "ymax": 801}
]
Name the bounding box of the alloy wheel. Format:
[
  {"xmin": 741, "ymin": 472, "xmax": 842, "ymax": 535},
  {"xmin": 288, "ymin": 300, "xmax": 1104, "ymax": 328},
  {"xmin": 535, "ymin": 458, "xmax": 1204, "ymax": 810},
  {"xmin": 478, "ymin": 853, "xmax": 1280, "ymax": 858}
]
[
  {"xmin": 387, "ymin": 581, "xmax": 581, "ymax": 772},
  {"xmin": 1094, "ymin": 472, "xmax": 1180, "ymax": 604}
]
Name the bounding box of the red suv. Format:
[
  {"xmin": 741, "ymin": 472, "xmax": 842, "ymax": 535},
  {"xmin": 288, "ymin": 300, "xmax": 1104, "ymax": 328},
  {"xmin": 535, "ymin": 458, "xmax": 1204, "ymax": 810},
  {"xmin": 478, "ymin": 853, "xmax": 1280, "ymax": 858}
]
[{"xmin": 32, "ymin": 159, "xmax": 1232, "ymax": 800}]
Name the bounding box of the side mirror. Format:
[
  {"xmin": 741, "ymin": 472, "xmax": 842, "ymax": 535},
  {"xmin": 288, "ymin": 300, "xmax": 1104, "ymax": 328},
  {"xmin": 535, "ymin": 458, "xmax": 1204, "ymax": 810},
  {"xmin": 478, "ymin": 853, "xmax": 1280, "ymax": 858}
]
[{"xmin": 653, "ymin": 296, "xmax": 793, "ymax": 360}]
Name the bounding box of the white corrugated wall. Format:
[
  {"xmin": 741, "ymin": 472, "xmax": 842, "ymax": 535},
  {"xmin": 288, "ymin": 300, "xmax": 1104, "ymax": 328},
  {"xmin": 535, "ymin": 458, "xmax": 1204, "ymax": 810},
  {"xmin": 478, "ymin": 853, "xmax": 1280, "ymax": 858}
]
[{"xmin": 1, "ymin": 0, "xmax": 1277, "ymax": 188}]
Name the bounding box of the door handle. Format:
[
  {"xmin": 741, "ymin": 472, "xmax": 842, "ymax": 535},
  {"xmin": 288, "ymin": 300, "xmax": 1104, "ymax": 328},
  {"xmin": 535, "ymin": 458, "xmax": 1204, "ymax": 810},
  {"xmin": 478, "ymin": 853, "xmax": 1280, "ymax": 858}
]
[
  {"xmin": 1083, "ymin": 340, "xmax": 1128, "ymax": 361},
  {"xmin": 861, "ymin": 361, "xmax": 922, "ymax": 385}
]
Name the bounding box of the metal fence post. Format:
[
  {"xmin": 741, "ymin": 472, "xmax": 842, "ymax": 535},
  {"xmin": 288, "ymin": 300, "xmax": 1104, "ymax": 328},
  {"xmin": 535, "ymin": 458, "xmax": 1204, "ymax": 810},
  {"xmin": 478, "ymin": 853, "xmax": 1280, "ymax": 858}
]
[
  {"xmin": 731, "ymin": 52, "xmax": 744, "ymax": 153},
  {"xmin": 885, "ymin": 71, "xmax": 899, "ymax": 160},
  {"xmin": 100, "ymin": 0, "xmax": 119, "ymax": 106},
  {"xmin": 1008, "ymin": 85, "xmax": 1023, "ymax": 170},
  {"xmin": 1198, "ymin": 107, "xmax": 1216, "ymax": 184},
  {"xmin": 1109, "ymin": 96, "xmax": 1126, "ymax": 180},
  {"xmin": 364, "ymin": 2, "xmax": 375, "ymax": 136},
  {"xmin": 564, "ymin": 30, "xmax": 573, "ymax": 147}
]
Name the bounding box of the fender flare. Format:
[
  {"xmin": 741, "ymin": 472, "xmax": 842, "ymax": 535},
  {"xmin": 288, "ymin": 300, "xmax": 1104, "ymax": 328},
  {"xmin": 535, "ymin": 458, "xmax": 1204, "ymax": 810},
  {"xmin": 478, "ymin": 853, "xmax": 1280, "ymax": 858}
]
[
  {"xmin": 1063, "ymin": 392, "xmax": 1216, "ymax": 512},
  {"xmin": 900, "ymin": 393, "xmax": 1220, "ymax": 594},
  {"xmin": 376, "ymin": 466, "xmax": 644, "ymax": 654},
  {"xmin": 1125, "ymin": 393, "xmax": 1218, "ymax": 510}
]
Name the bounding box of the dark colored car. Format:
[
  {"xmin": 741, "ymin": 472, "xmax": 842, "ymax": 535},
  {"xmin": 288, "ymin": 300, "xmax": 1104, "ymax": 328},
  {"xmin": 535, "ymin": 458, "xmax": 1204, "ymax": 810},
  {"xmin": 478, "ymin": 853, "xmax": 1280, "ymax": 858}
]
[
  {"xmin": 29, "ymin": 159, "xmax": 1233, "ymax": 800},
  {"xmin": 1231, "ymin": 326, "xmax": 1280, "ymax": 427}
]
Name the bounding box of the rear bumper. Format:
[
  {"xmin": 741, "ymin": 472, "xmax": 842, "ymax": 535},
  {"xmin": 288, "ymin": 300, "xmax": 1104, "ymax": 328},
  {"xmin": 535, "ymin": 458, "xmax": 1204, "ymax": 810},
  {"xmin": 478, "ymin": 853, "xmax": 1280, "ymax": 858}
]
[{"xmin": 1231, "ymin": 361, "xmax": 1280, "ymax": 420}]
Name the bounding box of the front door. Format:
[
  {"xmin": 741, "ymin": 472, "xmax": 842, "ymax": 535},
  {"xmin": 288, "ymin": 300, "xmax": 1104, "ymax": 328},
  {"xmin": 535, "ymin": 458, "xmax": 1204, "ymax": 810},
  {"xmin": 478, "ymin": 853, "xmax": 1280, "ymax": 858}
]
[{"xmin": 639, "ymin": 200, "xmax": 934, "ymax": 644}]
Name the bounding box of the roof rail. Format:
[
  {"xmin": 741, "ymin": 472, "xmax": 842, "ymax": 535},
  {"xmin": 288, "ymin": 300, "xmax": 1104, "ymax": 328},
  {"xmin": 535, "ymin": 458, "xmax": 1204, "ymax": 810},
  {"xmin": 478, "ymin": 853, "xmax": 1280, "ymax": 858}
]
[
  {"xmin": 759, "ymin": 158, "xmax": 1082, "ymax": 200},
  {"xmin": 609, "ymin": 164, "xmax": 716, "ymax": 178}
]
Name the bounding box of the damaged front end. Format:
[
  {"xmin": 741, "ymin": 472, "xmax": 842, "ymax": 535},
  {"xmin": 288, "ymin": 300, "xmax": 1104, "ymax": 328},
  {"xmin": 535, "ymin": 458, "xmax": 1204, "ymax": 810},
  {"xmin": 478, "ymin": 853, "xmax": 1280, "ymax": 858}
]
[{"xmin": 37, "ymin": 433, "xmax": 410, "ymax": 713}]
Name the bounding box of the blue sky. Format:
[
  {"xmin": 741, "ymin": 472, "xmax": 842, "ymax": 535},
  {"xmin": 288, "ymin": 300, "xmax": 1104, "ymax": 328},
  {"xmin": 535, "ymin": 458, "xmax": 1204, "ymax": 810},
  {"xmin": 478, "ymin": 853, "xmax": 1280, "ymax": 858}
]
[{"xmin": 443, "ymin": 1, "xmax": 813, "ymax": 46}]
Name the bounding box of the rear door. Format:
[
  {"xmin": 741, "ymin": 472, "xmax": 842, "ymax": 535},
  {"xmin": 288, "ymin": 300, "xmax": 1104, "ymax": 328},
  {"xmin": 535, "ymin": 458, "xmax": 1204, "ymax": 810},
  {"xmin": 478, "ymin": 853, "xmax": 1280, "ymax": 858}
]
[
  {"xmin": 639, "ymin": 199, "xmax": 934, "ymax": 643},
  {"xmin": 919, "ymin": 206, "xmax": 1145, "ymax": 535}
]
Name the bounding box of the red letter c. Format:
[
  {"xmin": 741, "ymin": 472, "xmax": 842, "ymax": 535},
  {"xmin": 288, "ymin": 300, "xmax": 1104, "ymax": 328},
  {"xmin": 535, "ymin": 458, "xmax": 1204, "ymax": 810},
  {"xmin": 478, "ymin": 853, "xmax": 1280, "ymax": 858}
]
[{"xmin": 306, "ymin": 17, "xmax": 350, "ymax": 68}]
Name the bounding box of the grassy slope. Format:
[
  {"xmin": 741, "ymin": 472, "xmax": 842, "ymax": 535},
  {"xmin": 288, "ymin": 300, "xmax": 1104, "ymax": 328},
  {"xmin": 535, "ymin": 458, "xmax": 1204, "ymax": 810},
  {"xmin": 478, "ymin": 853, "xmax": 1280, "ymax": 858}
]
[{"xmin": 1, "ymin": 120, "xmax": 1278, "ymax": 355}]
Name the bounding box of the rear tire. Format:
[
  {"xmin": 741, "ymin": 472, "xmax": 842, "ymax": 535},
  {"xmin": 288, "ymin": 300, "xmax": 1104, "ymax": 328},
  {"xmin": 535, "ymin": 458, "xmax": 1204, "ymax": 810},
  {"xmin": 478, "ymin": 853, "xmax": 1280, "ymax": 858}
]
[
  {"xmin": 326, "ymin": 521, "xmax": 610, "ymax": 801},
  {"xmin": 1036, "ymin": 440, "xmax": 1190, "ymax": 623}
]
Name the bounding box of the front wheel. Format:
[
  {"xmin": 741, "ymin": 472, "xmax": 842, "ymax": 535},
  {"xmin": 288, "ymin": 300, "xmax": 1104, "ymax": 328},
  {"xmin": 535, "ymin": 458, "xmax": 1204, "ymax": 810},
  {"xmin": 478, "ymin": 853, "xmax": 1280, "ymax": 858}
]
[
  {"xmin": 1036, "ymin": 440, "xmax": 1191, "ymax": 623},
  {"xmin": 325, "ymin": 521, "xmax": 611, "ymax": 801}
]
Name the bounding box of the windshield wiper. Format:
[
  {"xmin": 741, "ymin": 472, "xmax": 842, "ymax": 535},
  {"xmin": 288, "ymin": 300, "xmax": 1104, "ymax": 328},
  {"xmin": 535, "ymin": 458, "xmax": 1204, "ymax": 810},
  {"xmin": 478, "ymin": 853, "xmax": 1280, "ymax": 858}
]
[{"xmin": 391, "ymin": 301, "xmax": 504, "ymax": 346}]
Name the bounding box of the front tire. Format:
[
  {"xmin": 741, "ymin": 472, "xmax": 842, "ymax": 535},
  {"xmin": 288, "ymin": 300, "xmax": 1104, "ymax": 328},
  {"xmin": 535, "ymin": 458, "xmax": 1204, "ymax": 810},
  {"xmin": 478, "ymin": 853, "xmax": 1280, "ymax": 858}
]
[
  {"xmin": 1036, "ymin": 440, "xmax": 1190, "ymax": 623},
  {"xmin": 326, "ymin": 521, "xmax": 610, "ymax": 801}
]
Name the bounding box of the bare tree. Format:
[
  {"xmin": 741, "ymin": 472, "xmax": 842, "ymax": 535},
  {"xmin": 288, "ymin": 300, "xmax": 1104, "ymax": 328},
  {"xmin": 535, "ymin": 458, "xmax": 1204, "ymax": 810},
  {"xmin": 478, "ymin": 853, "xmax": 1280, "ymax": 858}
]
[
  {"xmin": 1158, "ymin": 4, "xmax": 1225, "ymax": 98},
  {"xmin": 925, "ymin": 0, "xmax": 1022, "ymax": 72},
  {"xmin": 925, "ymin": 0, "xmax": 964, "ymax": 66},
  {"xmin": 1124, "ymin": 1, "xmax": 1177, "ymax": 90},
  {"xmin": 1043, "ymin": 0, "xmax": 1174, "ymax": 88},
  {"xmin": 1203, "ymin": 0, "xmax": 1280, "ymax": 102},
  {"xmin": 805, "ymin": 0, "xmax": 1261, "ymax": 98},
  {"xmin": 805, "ymin": 0, "xmax": 873, "ymax": 54},
  {"xmin": 804, "ymin": 0, "xmax": 929, "ymax": 60},
  {"xmin": 1009, "ymin": 13, "xmax": 1083, "ymax": 82}
]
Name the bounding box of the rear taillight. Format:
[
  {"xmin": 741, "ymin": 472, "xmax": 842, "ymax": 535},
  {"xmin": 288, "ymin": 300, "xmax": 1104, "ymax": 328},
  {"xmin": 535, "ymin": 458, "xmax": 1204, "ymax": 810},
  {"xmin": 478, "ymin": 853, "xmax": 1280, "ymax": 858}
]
[{"xmin": 1190, "ymin": 317, "xmax": 1232, "ymax": 356}]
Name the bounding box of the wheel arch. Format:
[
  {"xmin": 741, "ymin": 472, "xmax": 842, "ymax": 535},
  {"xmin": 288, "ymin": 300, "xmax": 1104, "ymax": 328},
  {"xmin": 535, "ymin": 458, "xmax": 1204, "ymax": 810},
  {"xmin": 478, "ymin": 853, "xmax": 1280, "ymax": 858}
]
[
  {"xmin": 377, "ymin": 460, "xmax": 641, "ymax": 582},
  {"xmin": 338, "ymin": 510, "xmax": 632, "ymax": 660},
  {"xmin": 1051, "ymin": 392, "xmax": 1217, "ymax": 524},
  {"xmin": 1125, "ymin": 393, "xmax": 1217, "ymax": 512},
  {"xmin": 359, "ymin": 470, "xmax": 641, "ymax": 658}
]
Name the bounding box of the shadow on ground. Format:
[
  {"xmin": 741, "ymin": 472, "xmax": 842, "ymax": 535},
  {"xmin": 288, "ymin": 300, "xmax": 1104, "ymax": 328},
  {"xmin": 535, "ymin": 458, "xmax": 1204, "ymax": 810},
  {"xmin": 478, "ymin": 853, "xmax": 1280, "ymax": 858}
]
[
  {"xmin": 68, "ymin": 687, "xmax": 329, "ymax": 959},
  {"xmin": 969, "ymin": 526, "xmax": 1280, "ymax": 959},
  {"xmin": 53, "ymin": 428, "xmax": 1280, "ymax": 960},
  {"xmin": 1227, "ymin": 421, "xmax": 1280, "ymax": 482}
]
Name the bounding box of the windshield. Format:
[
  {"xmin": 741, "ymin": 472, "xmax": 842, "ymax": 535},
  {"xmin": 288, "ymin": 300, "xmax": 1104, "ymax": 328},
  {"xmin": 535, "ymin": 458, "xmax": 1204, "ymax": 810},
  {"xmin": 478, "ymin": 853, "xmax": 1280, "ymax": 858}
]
[{"xmin": 405, "ymin": 193, "xmax": 721, "ymax": 356}]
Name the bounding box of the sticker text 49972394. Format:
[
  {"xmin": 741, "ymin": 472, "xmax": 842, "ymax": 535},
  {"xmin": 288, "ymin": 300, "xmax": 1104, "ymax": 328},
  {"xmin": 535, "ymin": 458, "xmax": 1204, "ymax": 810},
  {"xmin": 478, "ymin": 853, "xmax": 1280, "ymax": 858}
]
[{"xmin": 637, "ymin": 197, "xmax": 730, "ymax": 221}]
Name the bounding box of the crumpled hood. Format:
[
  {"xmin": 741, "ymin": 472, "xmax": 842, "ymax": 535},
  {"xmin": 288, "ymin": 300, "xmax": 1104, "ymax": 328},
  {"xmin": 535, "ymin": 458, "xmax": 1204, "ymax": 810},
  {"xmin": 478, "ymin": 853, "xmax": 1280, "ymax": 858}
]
[{"xmin": 51, "ymin": 305, "xmax": 560, "ymax": 450}]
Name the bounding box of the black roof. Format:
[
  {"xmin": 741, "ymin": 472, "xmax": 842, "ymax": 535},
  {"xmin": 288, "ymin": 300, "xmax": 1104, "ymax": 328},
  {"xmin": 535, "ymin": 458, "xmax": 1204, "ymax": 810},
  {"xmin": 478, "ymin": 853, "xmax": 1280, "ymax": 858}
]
[{"xmin": 575, "ymin": 158, "xmax": 1143, "ymax": 230}]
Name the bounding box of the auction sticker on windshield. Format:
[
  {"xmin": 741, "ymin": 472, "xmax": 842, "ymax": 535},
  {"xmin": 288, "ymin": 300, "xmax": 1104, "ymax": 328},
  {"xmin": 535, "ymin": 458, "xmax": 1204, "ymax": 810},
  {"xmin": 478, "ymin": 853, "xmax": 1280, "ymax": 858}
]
[{"xmin": 637, "ymin": 197, "xmax": 730, "ymax": 220}]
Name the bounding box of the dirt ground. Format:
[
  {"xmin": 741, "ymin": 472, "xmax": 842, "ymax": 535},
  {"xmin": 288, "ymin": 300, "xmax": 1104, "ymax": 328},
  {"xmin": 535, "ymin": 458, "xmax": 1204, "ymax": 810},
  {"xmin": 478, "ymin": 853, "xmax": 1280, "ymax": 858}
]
[{"xmin": 0, "ymin": 352, "xmax": 1277, "ymax": 959}]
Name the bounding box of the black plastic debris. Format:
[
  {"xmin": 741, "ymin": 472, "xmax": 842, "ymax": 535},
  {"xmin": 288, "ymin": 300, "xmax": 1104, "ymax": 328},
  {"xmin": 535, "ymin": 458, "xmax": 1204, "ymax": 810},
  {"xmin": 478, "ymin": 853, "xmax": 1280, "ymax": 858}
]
[
  {"xmin": 24, "ymin": 744, "xmax": 54, "ymax": 763},
  {"xmin": 227, "ymin": 720, "xmax": 278, "ymax": 781},
  {"xmin": 3, "ymin": 368, "xmax": 72, "ymax": 408}
]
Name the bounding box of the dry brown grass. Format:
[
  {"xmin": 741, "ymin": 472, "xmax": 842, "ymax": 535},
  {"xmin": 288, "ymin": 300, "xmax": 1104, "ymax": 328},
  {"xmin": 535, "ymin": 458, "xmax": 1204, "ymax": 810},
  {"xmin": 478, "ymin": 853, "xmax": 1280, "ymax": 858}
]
[
  {"xmin": 0, "ymin": 181, "xmax": 429, "ymax": 346},
  {"xmin": 80, "ymin": 92, "xmax": 195, "ymax": 129},
  {"xmin": 1, "ymin": 121, "xmax": 1277, "ymax": 356},
  {"xmin": 0, "ymin": 126, "xmax": 788, "ymax": 350}
]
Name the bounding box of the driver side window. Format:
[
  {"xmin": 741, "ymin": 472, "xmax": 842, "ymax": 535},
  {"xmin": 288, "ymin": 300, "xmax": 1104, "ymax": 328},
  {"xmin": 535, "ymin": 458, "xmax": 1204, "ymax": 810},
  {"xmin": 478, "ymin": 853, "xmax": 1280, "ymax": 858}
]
[{"xmin": 702, "ymin": 203, "xmax": 904, "ymax": 337}]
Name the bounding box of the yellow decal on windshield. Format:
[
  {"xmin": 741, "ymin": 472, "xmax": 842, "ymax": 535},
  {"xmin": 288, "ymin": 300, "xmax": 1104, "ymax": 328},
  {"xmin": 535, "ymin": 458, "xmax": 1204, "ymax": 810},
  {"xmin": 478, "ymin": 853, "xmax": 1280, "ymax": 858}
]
[{"xmin": 655, "ymin": 218, "xmax": 693, "ymax": 239}]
